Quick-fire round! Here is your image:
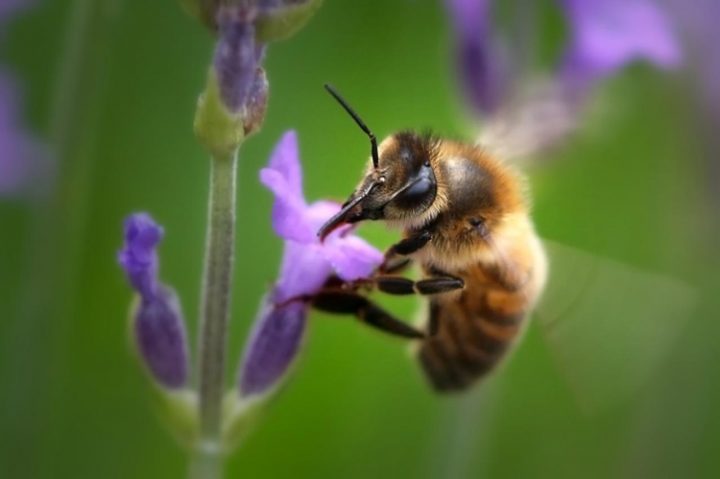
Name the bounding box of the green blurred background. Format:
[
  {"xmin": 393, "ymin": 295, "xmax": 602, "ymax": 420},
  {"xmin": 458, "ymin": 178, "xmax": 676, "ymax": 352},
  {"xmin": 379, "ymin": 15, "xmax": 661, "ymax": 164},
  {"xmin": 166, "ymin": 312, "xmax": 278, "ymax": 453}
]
[{"xmin": 1, "ymin": 1, "xmax": 719, "ymax": 478}]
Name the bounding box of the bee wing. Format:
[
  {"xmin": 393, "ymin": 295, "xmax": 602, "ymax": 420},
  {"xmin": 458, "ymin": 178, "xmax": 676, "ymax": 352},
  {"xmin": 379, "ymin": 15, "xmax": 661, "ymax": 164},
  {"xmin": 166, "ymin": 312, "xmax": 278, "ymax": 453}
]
[
  {"xmin": 535, "ymin": 240, "xmax": 696, "ymax": 413},
  {"xmin": 476, "ymin": 79, "xmax": 579, "ymax": 163}
]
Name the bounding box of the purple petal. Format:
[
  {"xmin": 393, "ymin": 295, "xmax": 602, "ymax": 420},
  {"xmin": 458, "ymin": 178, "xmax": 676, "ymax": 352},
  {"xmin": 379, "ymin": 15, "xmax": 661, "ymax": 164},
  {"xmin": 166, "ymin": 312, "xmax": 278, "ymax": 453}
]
[
  {"xmin": 664, "ymin": 0, "xmax": 720, "ymax": 113},
  {"xmin": 445, "ymin": 0, "xmax": 509, "ymax": 115},
  {"xmin": 0, "ymin": 72, "xmax": 47, "ymax": 196},
  {"xmin": 260, "ymin": 131, "xmax": 319, "ymax": 242},
  {"xmin": 0, "ymin": 0, "xmax": 34, "ymax": 20},
  {"xmin": 560, "ymin": 0, "xmax": 681, "ymax": 90},
  {"xmin": 214, "ymin": 6, "xmax": 258, "ymax": 112},
  {"xmin": 304, "ymin": 199, "xmax": 341, "ymax": 232},
  {"xmin": 238, "ymin": 298, "xmax": 307, "ymax": 397},
  {"xmin": 324, "ymin": 235, "xmax": 383, "ymax": 281},
  {"xmin": 118, "ymin": 213, "xmax": 164, "ymax": 300},
  {"xmin": 275, "ymin": 240, "xmax": 334, "ymax": 302},
  {"xmin": 1, "ymin": 3, "xmax": 55, "ymax": 196},
  {"xmin": 446, "ymin": 0, "xmax": 490, "ymax": 37},
  {"xmin": 134, "ymin": 286, "xmax": 189, "ymax": 389},
  {"xmin": 265, "ymin": 130, "xmax": 303, "ymax": 199},
  {"xmin": 260, "ymin": 167, "xmax": 316, "ymax": 242}
]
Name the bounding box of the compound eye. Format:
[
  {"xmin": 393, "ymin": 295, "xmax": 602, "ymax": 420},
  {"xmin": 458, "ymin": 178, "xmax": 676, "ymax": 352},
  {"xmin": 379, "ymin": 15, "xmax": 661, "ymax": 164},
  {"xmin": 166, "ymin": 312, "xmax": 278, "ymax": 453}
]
[{"xmin": 395, "ymin": 176, "xmax": 435, "ymax": 208}]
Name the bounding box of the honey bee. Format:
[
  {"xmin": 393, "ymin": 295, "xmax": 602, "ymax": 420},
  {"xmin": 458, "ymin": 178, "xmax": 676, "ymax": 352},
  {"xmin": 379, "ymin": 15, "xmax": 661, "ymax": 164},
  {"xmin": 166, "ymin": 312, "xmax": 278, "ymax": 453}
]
[{"xmin": 312, "ymin": 84, "xmax": 548, "ymax": 392}]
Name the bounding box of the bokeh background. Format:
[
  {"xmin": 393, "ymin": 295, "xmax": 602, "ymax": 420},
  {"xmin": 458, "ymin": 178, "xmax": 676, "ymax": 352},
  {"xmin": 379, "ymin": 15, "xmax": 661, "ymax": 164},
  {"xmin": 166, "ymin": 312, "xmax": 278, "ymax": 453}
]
[{"xmin": 1, "ymin": 1, "xmax": 719, "ymax": 478}]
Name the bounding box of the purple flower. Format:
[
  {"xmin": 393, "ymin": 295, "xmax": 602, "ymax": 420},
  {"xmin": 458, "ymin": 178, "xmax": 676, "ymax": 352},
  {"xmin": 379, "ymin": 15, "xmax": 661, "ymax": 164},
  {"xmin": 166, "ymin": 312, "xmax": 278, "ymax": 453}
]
[
  {"xmin": 0, "ymin": 74, "xmax": 39, "ymax": 195},
  {"xmin": 0, "ymin": 0, "xmax": 33, "ymax": 19},
  {"xmin": 213, "ymin": 5, "xmax": 262, "ymax": 113},
  {"xmin": 663, "ymin": 0, "xmax": 720, "ymax": 112},
  {"xmin": 134, "ymin": 286, "xmax": 189, "ymax": 389},
  {"xmin": 117, "ymin": 213, "xmax": 163, "ymax": 300},
  {"xmin": 118, "ymin": 213, "xmax": 189, "ymax": 389},
  {"xmin": 446, "ymin": 0, "xmax": 682, "ymax": 156},
  {"xmin": 445, "ymin": 0, "xmax": 510, "ymax": 116},
  {"xmin": 1, "ymin": 2, "xmax": 46, "ymax": 196},
  {"xmin": 559, "ymin": 0, "xmax": 681, "ymax": 93},
  {"xmin": 238, "ymin": 131, "xmax": 383, "ymax": 397}
]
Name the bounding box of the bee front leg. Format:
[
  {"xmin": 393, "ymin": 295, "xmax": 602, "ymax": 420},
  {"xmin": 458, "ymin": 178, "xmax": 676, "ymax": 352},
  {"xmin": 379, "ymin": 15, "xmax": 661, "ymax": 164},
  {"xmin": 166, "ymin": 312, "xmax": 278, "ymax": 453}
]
[
  {"xmin": 380, "ymin": 229, "xmax": 432, "ymax": 273},
  {"xmin": 311, "ymin": 290, "xmax": 425, "ymax": 340}
]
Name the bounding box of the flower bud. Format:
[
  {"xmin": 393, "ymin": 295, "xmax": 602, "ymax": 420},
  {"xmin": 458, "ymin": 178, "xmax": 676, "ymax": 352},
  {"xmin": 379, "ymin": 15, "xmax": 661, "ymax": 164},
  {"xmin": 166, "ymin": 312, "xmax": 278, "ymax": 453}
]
[
  {"xmin": 132, "ymin": 286, "xmax": 190, "ymax": 389},
  {"xmin": 445, "ymin": 0, "xmax": 510, "ymax": 116},
  {"xmin": 214, "ymin": 6, "xmax": 259, "ymax": 113},
  {"xmin": 243, "ymin": 66, "xmax": 268, "ymax": 137},
  {"xmin": 119, "ymin": 213, "xmax": 190, "ymax": 390},
  {"xmin": 238, "ymin": 296, "xmax": 307, "ymax": 397},
  {"xmin": 118, "ymin": 213, "xmax": 163, "ymax": 299}
]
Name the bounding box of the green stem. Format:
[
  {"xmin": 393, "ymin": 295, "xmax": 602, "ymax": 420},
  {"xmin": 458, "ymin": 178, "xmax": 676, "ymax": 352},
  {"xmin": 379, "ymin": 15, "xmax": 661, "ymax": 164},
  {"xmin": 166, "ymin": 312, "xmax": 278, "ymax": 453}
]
[
  {"xmin": 189, "ymin": 441, "xmax": 224, "ymax": 479},
  {"xmin": 197, "ymin": 150, "xmax": 238, "ymax": 447}
]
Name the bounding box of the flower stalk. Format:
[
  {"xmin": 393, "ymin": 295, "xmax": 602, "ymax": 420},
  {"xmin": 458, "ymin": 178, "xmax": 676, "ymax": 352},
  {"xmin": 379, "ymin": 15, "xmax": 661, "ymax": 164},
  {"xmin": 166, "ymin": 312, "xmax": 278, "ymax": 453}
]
[
  {"xmin": 120, "ymin": 2, "xmax": 324, "ymax": 477},
  {"xmin": 197, "ymin": 148, "xmax": 238, "ymax": 442},
  {"xmin": 189, "ymin": 441, "xmax": 224, "ymax": 479}
]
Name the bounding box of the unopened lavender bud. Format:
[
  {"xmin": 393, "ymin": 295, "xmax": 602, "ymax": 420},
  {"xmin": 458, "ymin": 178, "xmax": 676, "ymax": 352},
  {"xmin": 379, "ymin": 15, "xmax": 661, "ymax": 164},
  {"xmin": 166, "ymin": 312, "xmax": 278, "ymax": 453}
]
[
  {"xmin": 119, "ymin": 213, "xmax": 190, "ymax": 390},
  {"xmin": 133, "ymin": 286, "xmax": 190, "ymax": 389},
  {"xmin": 238, "ymin": 296, "xmax": 307, "ymax": 397},
  {"xmin": 243, "ymin": 66, "xmax": 268, "ymax": 137},
  {"xmin": 445, "ymin": 0, "xmax": 510, "ymax": 116},
  {"xmin": 214, "ymin": 5, "xmax": 259, "ymax": 113},
  {"xmin": 118, "ymin": 212, "xmax": 163, "ymax": 299}
]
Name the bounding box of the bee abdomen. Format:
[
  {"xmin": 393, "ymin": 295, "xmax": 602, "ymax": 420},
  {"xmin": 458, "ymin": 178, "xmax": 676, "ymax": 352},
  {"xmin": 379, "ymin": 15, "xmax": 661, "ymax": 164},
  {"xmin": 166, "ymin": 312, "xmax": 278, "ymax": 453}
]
[{"xmin": 417, "ymin": 297, "xmax": 526, "ymax": 392}]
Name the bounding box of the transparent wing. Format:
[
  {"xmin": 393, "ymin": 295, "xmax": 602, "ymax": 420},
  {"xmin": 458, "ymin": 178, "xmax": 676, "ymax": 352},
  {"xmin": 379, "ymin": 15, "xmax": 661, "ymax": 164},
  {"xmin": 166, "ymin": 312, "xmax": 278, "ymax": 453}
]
[
  {"xmin": 535, "ymin": 240, "xmax": 697, "ymax": 413},
  {"xmin": 476, "ymin": 79, "xmax": 580, "ymax": 163}
]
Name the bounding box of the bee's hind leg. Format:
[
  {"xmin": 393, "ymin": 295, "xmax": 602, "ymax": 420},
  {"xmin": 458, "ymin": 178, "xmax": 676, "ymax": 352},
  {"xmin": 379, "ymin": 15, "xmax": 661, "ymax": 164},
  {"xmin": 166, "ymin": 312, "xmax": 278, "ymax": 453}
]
[{"xmin": 311, "ymin": 290, "xmax": 425, "ymax": 340}]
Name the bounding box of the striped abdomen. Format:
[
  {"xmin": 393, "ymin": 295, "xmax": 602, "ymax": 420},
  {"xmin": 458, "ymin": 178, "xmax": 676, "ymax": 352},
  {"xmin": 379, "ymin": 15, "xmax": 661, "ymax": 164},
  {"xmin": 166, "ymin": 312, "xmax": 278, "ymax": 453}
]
[{"xmin": 417, "ymin": 275, "xmax": 530, "ymax": 392}]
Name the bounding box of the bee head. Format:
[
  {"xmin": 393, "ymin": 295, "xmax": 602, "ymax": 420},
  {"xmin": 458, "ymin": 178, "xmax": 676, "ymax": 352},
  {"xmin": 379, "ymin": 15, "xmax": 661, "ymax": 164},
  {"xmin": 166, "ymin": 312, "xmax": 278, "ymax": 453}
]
[{"xmin": 318, "ymin": 86, "xmax": 437, "ymax": 240}]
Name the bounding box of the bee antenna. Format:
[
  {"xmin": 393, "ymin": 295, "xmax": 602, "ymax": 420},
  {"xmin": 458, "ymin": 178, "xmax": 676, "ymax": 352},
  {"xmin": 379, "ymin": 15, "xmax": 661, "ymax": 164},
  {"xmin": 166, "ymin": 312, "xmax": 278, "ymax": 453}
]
[{"xmin": 324, "ymin": 83, "xmax": 379, "ymax": 169}]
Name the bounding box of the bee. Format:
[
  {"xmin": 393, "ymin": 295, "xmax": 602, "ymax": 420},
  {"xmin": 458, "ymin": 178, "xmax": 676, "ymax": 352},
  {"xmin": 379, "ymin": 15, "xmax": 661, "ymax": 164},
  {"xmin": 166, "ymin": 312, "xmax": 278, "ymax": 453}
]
[{"xmin": 312, "ymin": 84, "xmax": 548, "ymax": 392}]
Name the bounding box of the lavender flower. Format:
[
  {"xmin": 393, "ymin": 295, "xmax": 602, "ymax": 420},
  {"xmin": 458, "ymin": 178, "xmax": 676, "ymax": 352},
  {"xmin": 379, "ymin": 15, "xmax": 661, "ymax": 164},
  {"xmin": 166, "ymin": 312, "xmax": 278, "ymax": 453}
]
[
  {"xmin": 0, "ymin": 74, "xmax": 38, "ymax": 195},
  {"xmin": 0, "ymin": 0, "xmax": 33, "ymax": 19},
  {"xmin": 213, "ymin": 5, "xmax": 262, "ymax": 113},
  {"xmin": 208, "ymin": 0, "xmax": 320, "ymax": 118},
  {"xmin": 446, "ymin": 0, "xmax": 681, "ymax": 132},
  {"xmin": 661, "ymin": 0, "xmax": 719, "ymax": 115},
  {"xmin": 559, "ymin": 0, "xmax": 681, "ymax": 95},
  {"xmin": 445, "ymin": 0, "xmax": 510, "ymax": 116},
  {"xmin": 118, "ymin": 213, "xmax": 189, "ymax": 389},
  {"xmin": 238, "ymin": 131, "xmax": 383, "ymax": 397},
  {"xmin": 1, "ymin": 3, "xmax": 45, "ymax": 196}
]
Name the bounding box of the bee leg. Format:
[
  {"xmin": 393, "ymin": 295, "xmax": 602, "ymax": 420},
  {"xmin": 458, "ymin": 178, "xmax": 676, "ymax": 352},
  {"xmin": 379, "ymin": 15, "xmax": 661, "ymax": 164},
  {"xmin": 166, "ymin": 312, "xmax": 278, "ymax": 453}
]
[
  {"xmin": 415, "ymin": 276, "xmax": 465, "ymax": 295},
  {"xmin": 379, "ymin": 257, "xmax": 412, "ymax": 274},
  {"xmin": 391, "ymin": 229, "xmax": 433, "ymax": 255},
  {"xmin": 379, "ymin": 229, "xmax": 432, "ymax": 272},
  {"xmin": 311, "ymin": 290, "xmax": 425, "ymax": 339},
  {"xmin": 369, "ymin": 275, "xmax": 465, "ymax": 296}
]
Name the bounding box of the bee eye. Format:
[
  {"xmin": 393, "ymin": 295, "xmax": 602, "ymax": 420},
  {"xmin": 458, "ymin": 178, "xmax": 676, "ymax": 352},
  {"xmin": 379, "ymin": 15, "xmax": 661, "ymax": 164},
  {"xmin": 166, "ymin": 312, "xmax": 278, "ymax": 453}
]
[{"xmin": 395, "ymin": 177, "xmax": 434, "ymax": 208}]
